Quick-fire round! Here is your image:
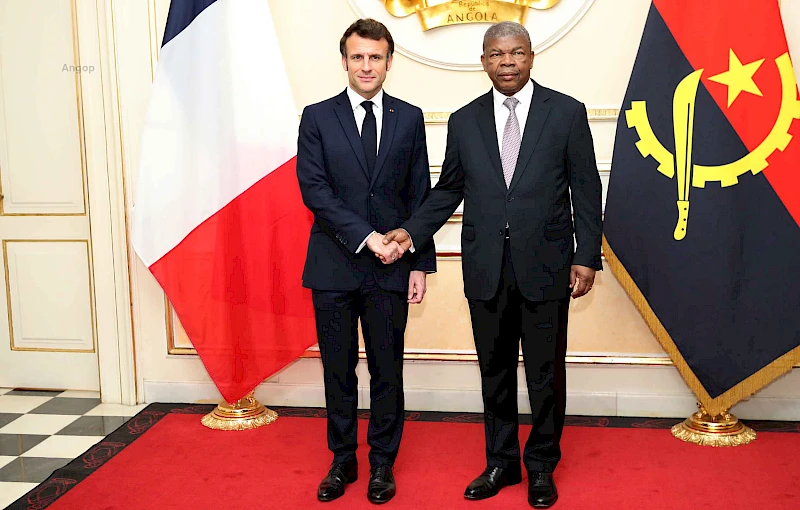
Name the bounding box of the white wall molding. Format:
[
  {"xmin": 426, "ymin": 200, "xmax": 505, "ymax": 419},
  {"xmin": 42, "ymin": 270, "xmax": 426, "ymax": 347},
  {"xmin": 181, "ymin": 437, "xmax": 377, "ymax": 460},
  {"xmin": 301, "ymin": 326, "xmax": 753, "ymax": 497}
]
[
  {"xmin": 422, "ymin": 107, "xmax": 620, "ymax": 125},
  {"xmin": 142, "ymin": 358, "xmax": 800, "ymax": 420}
]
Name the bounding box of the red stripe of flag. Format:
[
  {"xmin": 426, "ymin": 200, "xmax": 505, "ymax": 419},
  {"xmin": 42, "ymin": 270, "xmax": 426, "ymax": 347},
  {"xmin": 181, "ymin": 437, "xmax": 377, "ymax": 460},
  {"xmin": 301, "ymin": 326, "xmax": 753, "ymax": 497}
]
[{"xmin": 150, "ymin": 158, "xmax": 316, "ymax": 403}]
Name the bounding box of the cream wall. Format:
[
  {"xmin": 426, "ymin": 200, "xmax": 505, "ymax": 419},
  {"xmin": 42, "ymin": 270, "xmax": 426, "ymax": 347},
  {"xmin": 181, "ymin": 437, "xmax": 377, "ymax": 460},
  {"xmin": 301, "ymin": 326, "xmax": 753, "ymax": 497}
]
[{"xmin": 116, "ymin": 0, "xmax": 800, "ymax": 417}]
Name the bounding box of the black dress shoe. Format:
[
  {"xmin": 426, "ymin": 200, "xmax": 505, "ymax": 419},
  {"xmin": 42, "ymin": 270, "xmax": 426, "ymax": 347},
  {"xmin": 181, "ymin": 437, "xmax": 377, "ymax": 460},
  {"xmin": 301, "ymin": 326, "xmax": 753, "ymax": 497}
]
[
  {"xmin": 528, "ymin": 471, "xmax": 558, "ymax": 508},
  {"xmin": 464, "ymin": 466, "xmax": 522, "ymax": 500},
  {"xmin": 317, "ymin": 460, "xmax": 358, "ymax": 502},
  {"xmin": 367, "ymin": 465, "xmax": 396, "ymax": 504}
]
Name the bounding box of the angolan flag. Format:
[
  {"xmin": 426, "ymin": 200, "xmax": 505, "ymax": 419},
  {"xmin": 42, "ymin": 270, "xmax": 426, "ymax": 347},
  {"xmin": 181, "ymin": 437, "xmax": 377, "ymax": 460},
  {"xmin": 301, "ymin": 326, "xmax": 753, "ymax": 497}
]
[
  {"xmin": 132, "ymin": 0, "xmax": 316, "ymax": 403},
  {"xmin": 603, "ymin": 0, "xmax": 800, "ymax": 415}
]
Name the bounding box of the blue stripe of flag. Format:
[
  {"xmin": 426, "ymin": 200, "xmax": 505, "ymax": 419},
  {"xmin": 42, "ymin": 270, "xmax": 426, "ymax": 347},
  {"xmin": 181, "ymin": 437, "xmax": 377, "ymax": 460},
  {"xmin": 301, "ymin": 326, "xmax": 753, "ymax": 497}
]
[{"xmin": 162, "ymin": 0, "xmax": 219, "ymax": 47}]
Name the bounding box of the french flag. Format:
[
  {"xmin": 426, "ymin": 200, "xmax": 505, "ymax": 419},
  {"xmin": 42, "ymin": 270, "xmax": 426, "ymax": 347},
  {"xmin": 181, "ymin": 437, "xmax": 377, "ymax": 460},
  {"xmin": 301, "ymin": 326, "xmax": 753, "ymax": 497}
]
[{"xmin": 132, "ymin": 0, "xmax": 316, "ymax": 403}]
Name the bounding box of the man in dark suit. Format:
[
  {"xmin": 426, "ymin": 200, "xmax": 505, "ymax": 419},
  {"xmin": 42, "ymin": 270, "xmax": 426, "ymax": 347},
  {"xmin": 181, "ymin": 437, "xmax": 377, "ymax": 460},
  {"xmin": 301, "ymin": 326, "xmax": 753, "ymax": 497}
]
[
  {"xmin": 296, "ymin": 18, "xmax": 436, "ymax": 505},
  {"xmin": 382, "ymin": 21, "xmax": 602, "ymax": 508}
]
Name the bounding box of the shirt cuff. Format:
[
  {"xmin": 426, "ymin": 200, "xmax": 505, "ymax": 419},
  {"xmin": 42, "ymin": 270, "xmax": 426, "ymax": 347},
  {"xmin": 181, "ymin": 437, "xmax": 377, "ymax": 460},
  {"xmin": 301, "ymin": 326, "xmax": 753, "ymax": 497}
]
[
  {"xmin": 356, "ymin": 231, "xmax": 376, "ymax": 253},
  {"xmin": 399, "ymin": 228, "xmax": 415, "ymax": 253}
]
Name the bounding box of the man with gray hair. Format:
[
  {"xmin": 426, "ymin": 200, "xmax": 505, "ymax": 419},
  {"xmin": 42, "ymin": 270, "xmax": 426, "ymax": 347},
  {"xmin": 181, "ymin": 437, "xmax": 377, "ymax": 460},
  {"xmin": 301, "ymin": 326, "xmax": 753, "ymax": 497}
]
[{"xmin": 383, "ymin": 21, "xmax": 603, "ymax": 508}]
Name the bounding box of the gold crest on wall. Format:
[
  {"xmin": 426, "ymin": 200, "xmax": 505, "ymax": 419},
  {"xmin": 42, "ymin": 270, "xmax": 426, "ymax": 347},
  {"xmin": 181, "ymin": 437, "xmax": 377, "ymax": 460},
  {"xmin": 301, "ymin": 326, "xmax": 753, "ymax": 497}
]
[{"xmin": 383, "ymin": 1, "xmax": 562, "ymax": 31}]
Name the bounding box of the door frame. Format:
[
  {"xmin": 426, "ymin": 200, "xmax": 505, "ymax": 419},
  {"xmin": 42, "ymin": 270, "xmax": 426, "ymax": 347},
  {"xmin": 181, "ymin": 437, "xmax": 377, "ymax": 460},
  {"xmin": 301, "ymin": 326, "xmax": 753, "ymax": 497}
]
[{"xmin": 82, "ymin": 0, "xmax": 137, "ymax": 405}]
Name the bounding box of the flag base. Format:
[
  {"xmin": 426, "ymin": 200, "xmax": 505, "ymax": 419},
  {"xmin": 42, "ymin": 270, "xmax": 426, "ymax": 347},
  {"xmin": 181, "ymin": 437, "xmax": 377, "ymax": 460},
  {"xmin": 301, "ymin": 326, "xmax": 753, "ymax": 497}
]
[
  {"xmin": 201, "ymin": 392, "xmax": 277, "ymax": 431},
  {"xmin": 671, "ymin": 405, "xmax": 756, "ymax": 447}
]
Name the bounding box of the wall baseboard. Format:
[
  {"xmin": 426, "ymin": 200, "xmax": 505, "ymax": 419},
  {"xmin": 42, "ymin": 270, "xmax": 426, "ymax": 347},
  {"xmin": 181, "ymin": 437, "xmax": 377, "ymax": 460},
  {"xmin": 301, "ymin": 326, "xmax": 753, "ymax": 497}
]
[{"xmin": 142, "ymin": 358, "xmax": 800, "ymax": 420}]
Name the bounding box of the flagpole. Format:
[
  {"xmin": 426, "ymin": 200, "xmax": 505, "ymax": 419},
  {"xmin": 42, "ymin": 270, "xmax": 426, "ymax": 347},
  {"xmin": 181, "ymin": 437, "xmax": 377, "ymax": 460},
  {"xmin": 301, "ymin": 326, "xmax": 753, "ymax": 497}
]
[
  {"xmin": 671, "ymin": 404, "xmax": 756, "ymax": 447},
  {"xmin": 201, "ymin": 392, "xmax": 278, "ymax": 431}
]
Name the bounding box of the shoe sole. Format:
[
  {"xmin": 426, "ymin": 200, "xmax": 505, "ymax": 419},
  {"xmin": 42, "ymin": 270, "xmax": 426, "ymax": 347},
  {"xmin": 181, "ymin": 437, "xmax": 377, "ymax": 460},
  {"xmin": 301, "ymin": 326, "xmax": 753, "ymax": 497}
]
[
  {"xmin": 367, "ymin": 495, "xmax": 394, "ymax": 505},
  {"xmin": 529, "ymin": 494, "xmax": 558, "ymax": 508},
  {"xmin": 463, "ymin": 478, "xmax": 522, "ymax": 500},
  {"xmin": 317, "ymin": 476, "xmax": 358, "ymax": 502}
]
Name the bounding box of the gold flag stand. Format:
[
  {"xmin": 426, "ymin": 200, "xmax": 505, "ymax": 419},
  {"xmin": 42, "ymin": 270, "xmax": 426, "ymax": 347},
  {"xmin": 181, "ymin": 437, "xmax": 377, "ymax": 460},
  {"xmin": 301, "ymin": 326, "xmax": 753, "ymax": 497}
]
[
  {"xmin": 671, "ymin": 404, "xmax": 756, "ymax": 447},
  {"xmin": 201, "ymin": 392, "xmax": 277, "ymax": 431}
]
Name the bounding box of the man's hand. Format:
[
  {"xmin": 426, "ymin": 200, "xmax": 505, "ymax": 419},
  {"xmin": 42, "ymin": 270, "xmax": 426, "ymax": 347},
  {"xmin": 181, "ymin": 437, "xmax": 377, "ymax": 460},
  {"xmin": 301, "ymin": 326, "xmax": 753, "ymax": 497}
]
[
  {"xmin": 373, "ymin": 229, "xmax": 412, "ymax": 264},
  {"xmin": 570, "ymin": 265, "xmax": 596, "ymax": 298},
  {"xmin": 408, "ymin": 271, "xmax": 426, "ymax": 304},
  {"xmin": 383, "ymin": 229, "xmax": 413, "ymax": 253},
  {"xmin": 366, "ymin": 232, "xmax": 404, "ymax": 263}
]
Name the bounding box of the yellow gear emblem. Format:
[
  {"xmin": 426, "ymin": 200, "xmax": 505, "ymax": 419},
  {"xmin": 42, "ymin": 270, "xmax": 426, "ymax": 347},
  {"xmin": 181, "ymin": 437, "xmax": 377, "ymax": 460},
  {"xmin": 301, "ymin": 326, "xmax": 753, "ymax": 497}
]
[{"xmin": 625, "ymin": 52, "xmax": 800, "ymax": 240}]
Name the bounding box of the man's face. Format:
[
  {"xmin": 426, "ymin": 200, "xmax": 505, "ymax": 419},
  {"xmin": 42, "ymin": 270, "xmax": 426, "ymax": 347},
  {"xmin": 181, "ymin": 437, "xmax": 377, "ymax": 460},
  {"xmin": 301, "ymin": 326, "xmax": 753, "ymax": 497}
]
[
  {"xmin": 481, "ymin": 35, "xmax": 534, "ymax": 96},
  {"xmin": 342, "ymin": 34, "xmax": 392, "ymax": 100}
]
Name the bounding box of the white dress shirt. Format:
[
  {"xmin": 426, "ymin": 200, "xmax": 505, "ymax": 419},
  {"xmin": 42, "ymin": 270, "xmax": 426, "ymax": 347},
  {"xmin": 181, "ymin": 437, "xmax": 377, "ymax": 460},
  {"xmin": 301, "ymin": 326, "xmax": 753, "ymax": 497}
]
[
  {"xmin": 493, "ymin": 79, "xmax": 534, "ymax": 150},
  {"xmin": 347, "ymin": 86, "xmax": 383, "ymax": 153}
]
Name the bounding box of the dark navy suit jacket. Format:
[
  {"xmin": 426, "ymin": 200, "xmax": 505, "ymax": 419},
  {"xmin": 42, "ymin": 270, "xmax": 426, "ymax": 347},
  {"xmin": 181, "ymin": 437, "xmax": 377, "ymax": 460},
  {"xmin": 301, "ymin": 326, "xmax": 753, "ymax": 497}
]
[
  {"xmin": 297, "ymin": 89, "xmax": 436, "ymax": 292},
  {"xmin": 403, "ymin": 82, "xmax": 602, "ymax": 301}
]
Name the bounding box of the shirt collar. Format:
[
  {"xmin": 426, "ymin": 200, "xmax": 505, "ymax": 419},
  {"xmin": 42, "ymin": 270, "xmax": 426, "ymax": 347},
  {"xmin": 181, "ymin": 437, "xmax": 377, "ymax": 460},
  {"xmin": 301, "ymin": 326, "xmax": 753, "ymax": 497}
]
[
  {"xmin": 347, "ymin": 87, "xmax": 384, "ymax": 112},
  {"xmin": 493, "ymin": 79, "xmax": 534, "ymax": 113}
]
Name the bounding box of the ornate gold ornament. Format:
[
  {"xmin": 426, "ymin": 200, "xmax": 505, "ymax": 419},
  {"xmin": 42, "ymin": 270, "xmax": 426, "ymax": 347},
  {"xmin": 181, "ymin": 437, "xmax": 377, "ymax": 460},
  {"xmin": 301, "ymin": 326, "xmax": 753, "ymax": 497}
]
[
  {"xmin": 383, "ymin": 0, "xmax": 562, "ymax": 31},
  {"xmin": 625, "ymin": 51, "xmax": 800, "ymax": 241},
  {"xmin": 672, "ymin": 404, "xmax": 756, "ymax": 447},
  {"xmin": 201, "ymin": 392, "xmax": 278, "ymax": 431}
]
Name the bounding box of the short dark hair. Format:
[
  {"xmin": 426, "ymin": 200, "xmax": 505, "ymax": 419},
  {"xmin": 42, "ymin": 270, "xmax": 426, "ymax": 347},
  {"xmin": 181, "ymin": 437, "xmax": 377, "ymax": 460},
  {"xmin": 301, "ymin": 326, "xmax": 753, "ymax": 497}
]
[{"xmin": 339, "ymin": 19, "xmax": 395, "ymax": 58}]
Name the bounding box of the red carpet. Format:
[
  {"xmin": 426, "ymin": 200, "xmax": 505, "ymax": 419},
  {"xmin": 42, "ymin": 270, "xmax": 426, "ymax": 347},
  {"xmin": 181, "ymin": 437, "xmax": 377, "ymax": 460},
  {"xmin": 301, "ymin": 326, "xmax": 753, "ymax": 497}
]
[{"xmin": 40, "ymin": 413, "xmax": 800, "ymax": 509}]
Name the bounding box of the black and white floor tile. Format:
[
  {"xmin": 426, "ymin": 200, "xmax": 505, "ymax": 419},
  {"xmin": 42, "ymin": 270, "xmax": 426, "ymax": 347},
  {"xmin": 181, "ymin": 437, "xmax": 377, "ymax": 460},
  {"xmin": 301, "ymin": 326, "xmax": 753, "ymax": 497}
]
[{"xmin": 0, "ymin": 387, "xmax": 146, "ymax": 508}]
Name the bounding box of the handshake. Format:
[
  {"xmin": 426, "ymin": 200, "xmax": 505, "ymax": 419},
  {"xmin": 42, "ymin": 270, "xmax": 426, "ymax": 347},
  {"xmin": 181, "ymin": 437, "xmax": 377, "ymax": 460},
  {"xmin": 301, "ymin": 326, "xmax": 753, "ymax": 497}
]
[{"xmin": 366, "ymin": 229, "xmax": 413, "ymax": 264}]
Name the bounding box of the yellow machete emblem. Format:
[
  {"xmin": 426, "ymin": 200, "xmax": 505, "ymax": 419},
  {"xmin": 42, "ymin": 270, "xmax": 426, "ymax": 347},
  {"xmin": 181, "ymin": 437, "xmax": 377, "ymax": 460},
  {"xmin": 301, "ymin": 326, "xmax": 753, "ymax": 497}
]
[{"xmin": 625, "ymin": 51, "xmax": 800, "ymax": 240}]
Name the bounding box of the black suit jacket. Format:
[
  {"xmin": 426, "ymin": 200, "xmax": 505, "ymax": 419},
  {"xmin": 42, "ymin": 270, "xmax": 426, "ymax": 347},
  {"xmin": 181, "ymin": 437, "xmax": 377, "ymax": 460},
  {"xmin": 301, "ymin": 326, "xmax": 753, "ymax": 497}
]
[
  {"xmin": 297, "ymin": 90, "xmax": 436, "ymax": 292},
  {"xmin": 403, "ymin": 81, "xmax": 602, "ymax": 301}
]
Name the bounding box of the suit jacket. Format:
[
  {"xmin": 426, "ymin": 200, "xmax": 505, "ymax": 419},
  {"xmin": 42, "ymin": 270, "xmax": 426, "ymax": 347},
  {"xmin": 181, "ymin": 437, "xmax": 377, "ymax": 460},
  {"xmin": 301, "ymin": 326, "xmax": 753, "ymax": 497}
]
[
  {"xmin": 297, "ymin": 89, "xmax": 436, "ymax": 292},
  {"xmin": 403, "ymin": 81, "xmax": 602, "ymax": 301}
]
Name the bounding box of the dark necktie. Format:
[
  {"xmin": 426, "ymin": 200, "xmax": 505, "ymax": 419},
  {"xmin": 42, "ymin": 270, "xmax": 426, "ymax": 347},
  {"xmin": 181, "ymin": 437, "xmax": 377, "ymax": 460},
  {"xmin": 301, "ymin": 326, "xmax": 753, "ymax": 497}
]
[{"xmin": 361, "ymin": 100, "xmax": 377, "ymax": 174}]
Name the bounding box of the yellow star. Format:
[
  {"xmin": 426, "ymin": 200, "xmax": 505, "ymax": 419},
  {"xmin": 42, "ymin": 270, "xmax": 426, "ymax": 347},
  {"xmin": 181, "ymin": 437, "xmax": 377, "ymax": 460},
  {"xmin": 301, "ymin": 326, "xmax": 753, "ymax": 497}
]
[{"xmin": 708, "ymin": 49, "xmax": 765, "ymax": 107}]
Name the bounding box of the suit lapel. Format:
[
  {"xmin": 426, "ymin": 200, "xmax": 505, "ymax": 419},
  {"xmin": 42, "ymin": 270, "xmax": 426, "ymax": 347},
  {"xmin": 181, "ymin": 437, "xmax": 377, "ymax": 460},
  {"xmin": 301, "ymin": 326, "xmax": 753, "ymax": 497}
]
[
  {"xmin": 333, "ymin": 90, "xmax": 370, "ymax": 180},
  {"xmin": 508, "ymin": 81, "xmax": 551, "ymax": 194},
  {"xmin": 370, "ymin": 93, "xmax": 397, "ymax": 190},
  {"xmin": 475, "ymin": 91, "xmax": 507, "ymax": 189}
]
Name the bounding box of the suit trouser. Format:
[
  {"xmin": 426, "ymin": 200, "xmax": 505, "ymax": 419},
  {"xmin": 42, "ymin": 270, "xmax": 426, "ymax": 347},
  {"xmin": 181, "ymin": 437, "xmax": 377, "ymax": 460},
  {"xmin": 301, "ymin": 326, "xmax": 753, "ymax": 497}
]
[
  {"xmin": 312, "ymin": 272, "xmax": 408, "ymax": 467},
  {"xmin": 467, "ymin": 237, "xmax": 570, "ymax": 473}
]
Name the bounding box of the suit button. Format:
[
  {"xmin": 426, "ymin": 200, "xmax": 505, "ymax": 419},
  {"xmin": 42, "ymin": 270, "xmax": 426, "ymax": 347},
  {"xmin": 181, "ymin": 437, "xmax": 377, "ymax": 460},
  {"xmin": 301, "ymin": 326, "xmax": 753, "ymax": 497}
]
[
  {"xmin": 370, "ymin": 193, "xmax": 374, "ymax": 197},
  {"xmin": 499, "ymin": 230, "xmax": 504, "ymax": 235},
  {"xmin": 507, "ymin": 196, "xmax": 514, "ymax": 202}
]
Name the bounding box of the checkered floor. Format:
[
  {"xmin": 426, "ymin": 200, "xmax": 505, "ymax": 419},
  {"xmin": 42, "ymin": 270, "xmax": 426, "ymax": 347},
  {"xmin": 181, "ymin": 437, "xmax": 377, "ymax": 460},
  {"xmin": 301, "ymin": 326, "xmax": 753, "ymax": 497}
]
[{"xmin": 0, "ymin": 387, "xmax": 147, "ymax": 508}]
